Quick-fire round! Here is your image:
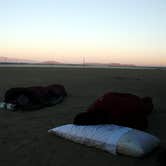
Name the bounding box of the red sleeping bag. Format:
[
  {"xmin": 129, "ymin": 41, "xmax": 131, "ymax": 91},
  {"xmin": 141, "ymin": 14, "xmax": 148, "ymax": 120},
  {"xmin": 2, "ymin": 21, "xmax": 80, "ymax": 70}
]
[{"xmin": 73, "ymin": 92, "xmax": 153, "ymax": 130}]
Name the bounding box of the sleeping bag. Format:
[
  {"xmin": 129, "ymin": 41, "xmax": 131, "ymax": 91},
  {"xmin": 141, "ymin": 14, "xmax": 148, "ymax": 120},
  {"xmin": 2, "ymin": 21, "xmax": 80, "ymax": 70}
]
[
  {"xmin": 74, "ymin": 92, "xmax": 153, "ymax": 130},
  {"xmin": 4, "ymin": 84, "xmax": 67, "ymax": 110}
]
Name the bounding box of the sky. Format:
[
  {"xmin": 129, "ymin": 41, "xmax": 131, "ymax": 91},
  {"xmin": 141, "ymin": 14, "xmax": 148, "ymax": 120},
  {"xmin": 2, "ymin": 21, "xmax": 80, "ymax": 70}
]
[{"xmin": 0, "ymin": 0, "xmax": 166, "ymax": 66}]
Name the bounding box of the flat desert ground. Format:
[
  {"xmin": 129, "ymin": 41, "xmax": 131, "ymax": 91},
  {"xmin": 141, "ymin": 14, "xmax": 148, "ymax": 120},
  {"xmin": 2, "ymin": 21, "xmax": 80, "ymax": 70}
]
[{"xmin": 0, "ymin": 67, "xmax": 165, "ymax": 166}]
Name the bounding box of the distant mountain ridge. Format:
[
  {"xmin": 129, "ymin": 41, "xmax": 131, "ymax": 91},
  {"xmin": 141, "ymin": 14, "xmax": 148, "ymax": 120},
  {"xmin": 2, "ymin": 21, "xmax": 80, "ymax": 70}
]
[
  {"xmin": 108, "ymin": 63, "xmax": 136, "ymax": 67},
  {"xmin": 0, "ymin": 57, "xmax": 62, "ymax": 64},
  {"xmin": 0, "ymin": 56, "xmax": 39, "ymax": 63},
  {"xmin": 85, "ymin": 62, "xmax": 136, "ymax": 67},
  {"xmin": 40, "ymin": 60, "xmax": 62, "ymax": 64},
  {"xmin": 0, "ymin": 56, "xmax": 135, "ymax": 66}
]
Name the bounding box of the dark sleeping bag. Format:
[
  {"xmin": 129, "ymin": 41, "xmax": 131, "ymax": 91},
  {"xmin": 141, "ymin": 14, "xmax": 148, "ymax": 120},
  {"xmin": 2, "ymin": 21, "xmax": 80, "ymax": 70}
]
[
  {"xmin": 73, "ymin": 92, "xmax": 153, "ymax": 130},
  {"xmin": 4, "ymin": 84, "xmax": 67, "ymax": 111}
]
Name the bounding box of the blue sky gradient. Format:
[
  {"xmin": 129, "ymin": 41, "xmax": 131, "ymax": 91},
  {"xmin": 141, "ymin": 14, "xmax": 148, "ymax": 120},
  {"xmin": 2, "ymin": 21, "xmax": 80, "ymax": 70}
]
[{"xmin": 0, "ymin": 0, "xmax": 166, "ymax": 66}]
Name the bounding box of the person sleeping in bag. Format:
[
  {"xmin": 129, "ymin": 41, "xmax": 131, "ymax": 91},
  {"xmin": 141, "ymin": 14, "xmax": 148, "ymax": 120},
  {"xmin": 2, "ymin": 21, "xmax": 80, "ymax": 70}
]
[
  {"xmin": 73, "ymin": 92, "xmax": 153, "ymax": 130},
  {"xmin": 3, "ymin": 84, "xmax": 67, "ymax": 111}
]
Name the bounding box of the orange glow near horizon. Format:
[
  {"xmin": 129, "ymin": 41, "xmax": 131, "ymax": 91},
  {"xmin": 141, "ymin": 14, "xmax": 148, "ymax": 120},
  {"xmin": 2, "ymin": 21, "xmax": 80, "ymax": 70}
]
[
  {"xmin": 2, "ymin": 36, "xmax": 165, "ymax": 66},
  {"xmin": 1, "ymin": 43, "xmax": 165, "ymax": 66}
]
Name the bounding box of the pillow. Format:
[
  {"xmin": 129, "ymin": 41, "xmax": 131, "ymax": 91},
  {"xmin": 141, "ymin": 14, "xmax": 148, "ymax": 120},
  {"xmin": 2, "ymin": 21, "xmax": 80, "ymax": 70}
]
[{"xmin": 48, "ymin": 124, "xmax": 160, "ymax": 157}]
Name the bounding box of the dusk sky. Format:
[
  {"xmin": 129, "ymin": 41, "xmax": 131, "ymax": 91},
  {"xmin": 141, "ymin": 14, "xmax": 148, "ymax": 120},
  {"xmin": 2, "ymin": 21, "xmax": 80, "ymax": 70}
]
[{"xmin": 0, "ymin": 0, "xmax": 166, "ymax": 66}]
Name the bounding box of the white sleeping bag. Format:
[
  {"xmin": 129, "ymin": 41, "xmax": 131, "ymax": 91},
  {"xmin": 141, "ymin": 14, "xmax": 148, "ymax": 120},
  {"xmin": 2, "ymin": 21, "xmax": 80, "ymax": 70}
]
[{"xmin": 48, "ymin": 124, "xmax": 160, "ymax": 157}]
